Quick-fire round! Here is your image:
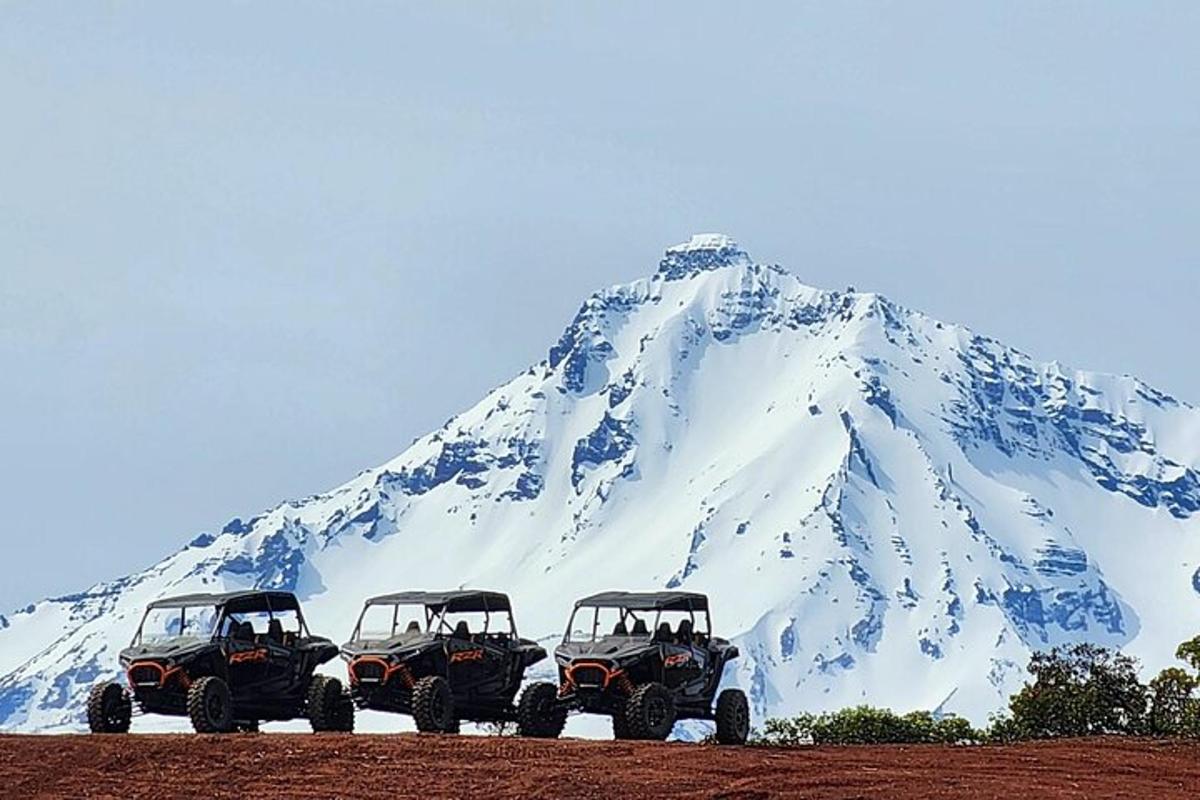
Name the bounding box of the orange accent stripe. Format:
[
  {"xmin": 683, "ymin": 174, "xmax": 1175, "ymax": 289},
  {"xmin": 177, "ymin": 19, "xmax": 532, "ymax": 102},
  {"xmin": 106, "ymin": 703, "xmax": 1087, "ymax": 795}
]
[
  {"xmin": 127, "ymin": 660, "xmax": 193, "ymax": 690},
  {"xmin": 564, "ymin": 661, "xmax": 625, "ymax": 691},
  {"xmin": 127, "ymin": 661, "xmax": 165, "ymax": 688},
  {"xmin": 349, "ymin": 656, "xmax": 415, "ymax": 688},
  {"xmin": 162, "ymin": 665, "xmax": 192, "ymax": 690}
]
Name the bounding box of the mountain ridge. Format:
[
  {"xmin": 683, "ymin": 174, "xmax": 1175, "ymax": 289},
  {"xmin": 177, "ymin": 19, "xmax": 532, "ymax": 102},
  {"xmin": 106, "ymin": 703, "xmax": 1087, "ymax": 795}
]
[{"xmin": 2, "ymin": 235, "xmax": 1198, "ymax": 733}]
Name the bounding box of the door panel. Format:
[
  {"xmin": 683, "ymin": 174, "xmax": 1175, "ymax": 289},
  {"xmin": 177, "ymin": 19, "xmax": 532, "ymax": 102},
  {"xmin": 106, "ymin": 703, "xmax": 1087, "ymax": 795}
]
[
  {"xmin": 226, "ymin": 639, "xmax": 271, "ymax": 688},
  {"xmin": 447, "ymin": 638, "xmax": 502, "ymax": 691},
  {"xmin": 662, "ymin": 644, "xmax": 699, "ymax": 689}
]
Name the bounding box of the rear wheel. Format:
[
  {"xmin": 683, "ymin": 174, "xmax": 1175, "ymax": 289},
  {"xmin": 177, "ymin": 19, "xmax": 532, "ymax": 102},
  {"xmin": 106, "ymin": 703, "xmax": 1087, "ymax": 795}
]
[
  {"xmin": 188, "ymin": 676, "xmax": 234, "ymax": 733},
  {"xmin": 308, "ymin": 675, "xmax": 355, "ymax": 732},
  {"xmin": 516, "ymin": 682, "xmax": 566, "ymax": 738},
  {"xmin": 411, "ymin": 675, "xmax": 457, "ymax": 733},
  {"xmin": 624, "ymin": 682, "xmax": 675, "ymax": 741},
  {"xmin": 714, "ymin": 688, "xmax": 750, "ymax": 745},
  {"xmin": 87, "ymin": 682, "xmax": 132, "ymax": 734}
]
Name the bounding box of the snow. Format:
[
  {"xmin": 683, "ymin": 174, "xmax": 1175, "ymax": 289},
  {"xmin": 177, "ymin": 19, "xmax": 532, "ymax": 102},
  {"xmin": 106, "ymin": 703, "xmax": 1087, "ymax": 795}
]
[
  {"xmin": 2, "ymin": 236, "xmax": 1198, "ymax": 733},
  {"xmin": 665, "ymin": 233, "xmax": 740, "ymax": 253}
]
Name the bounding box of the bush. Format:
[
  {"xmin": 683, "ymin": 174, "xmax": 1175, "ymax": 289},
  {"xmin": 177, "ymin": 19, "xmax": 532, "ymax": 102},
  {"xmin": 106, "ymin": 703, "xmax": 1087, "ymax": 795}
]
[
  {"xmin": 756, "ymin": 713, "xmax": 816, "ymax": 746},
  {"xmin": 983, "ymin": 712, "xmax": 1026, "ymax": 744},
  {"xmin": 752, "ymin": 706, "xmax": 980, "ymax": 746},
  {"xmin": 751, "ymin": 635, "xmax": 1200, "ymax": 748}
]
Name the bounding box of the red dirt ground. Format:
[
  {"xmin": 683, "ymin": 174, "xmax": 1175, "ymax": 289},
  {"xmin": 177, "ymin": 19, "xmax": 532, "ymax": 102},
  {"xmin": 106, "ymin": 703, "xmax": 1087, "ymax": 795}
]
[{"xmin": 1, "ymin": 734, "xmax": 1197, "ymax": 799}]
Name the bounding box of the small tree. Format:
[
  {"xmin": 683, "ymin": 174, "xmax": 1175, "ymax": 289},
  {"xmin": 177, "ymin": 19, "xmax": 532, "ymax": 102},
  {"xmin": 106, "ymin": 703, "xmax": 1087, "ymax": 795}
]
[
  {"xmin": 1175, "ymin": 636, "xmax": 1200, "ymax": 673},
  {"xmin": 1006, "ymin": 643, "xmax": 1147, "ymax": 738},
  {"xmin": 1144, "ymin": 635, "xmax": 1200, "ymax": 738},
  {"xmin": 1148, "ymin": 667, "xmax": 1199, "ymax": 736}
]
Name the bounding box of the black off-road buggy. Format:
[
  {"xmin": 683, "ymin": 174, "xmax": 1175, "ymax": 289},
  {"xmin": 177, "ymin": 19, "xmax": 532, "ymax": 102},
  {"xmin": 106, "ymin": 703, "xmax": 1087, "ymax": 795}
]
[
  {"xmin": 516, "ymin": 591, "xmax": 750, "ymax": 744},
  {"xmin": 341, "ymin": 590, "xmax": 547, "ymax": 733},
  {"xmin": 86, "ymin": 590, "xmax": 354, "ymax": 734}
]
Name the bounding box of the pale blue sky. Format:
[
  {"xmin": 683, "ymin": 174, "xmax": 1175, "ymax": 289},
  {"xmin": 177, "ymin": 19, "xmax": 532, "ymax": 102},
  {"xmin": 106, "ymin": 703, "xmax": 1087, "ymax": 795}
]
[{"xmin": 1, "ymin": 2, "xmax": 1197, "ymax": 611}]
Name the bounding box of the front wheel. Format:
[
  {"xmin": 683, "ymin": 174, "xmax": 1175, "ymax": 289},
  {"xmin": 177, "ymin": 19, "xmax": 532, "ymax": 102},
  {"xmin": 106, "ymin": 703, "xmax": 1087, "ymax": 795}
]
[
  {"xmin": 411, "ymin": 675, "xmax": 457, "ymax": 733},
  {"xmin": 87, "ymin": 682, "xmax": 132, "ymax": 734},
  {"xmin": 516, "ymin": 682, "xmax": 566, "ymax": 738},
  {"xmin": 714, "ymin": 688, "xmax": 750, "ymax": 745},
  {"xmin": 188, "ymin": 676, "xmax": 234, "ymax": 733},
  {"xmin": 624, "ymin": 682, "xmax": 676, "ymax": 741}
]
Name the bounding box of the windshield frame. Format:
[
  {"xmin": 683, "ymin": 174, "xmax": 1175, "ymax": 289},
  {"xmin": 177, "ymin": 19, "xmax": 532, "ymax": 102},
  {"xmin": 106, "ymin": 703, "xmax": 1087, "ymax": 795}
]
[
  {"xmin": 351, "ymin": 602, "xmax": 432, "ymax": 641},
  {"xmin": 133, "ymin": 594, "xmax": 314, "ymax": 647},
  {"xmin": 131, "ymin": 604, "xmax": 221, "ymax": 647},
  {"xmin": 562, "ymin": 604, "xmax": 712, "ymax": 643},
  {"xmin": 351, "ymin": 601, "xmax": 518, "ymax": 641},
  {"xmin": 429, "ymin": 605, "xmax": 517, "ymax": 638}
]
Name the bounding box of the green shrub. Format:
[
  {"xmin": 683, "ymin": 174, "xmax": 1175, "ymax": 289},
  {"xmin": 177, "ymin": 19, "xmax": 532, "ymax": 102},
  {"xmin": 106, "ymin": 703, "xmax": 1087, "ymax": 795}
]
[
  {"xmin": 750, "ymin": 635, "xmax": 1200, "ymax": 747},
  {"xmin": 751, "ymin": 706, "xmax": 980, "ymax": 746},
  {"xmin": 983, "ymin": 712, "xmax": 1026, "ymax": 744},
  {"xmin": 755, "ymin": 713, "xmax": 817, "ymax": 746}
]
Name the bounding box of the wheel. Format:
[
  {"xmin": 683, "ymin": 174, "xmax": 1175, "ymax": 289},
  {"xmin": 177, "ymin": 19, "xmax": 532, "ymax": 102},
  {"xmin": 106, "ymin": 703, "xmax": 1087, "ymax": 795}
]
[
  {"xmin": 411, "ymin": 675, "xmax": 457, "ymax": 733},
  {"xmin": 714, "ymin": 688, "xmax": 750, "ymax": 745},
  {"xmin": 516, "ymin": 682, "xmax": 566, "ymax": 738},
  {"xmin": 188, "ymin": 676, "xmax": 234, "ymax": 733},
  {"xmin": 308, "ymin": 675, "xmax": 355, "ymax": 732},
  {"xmin": 624, "ymin": 681, "xmax": 676, "ymax": 741},
  {"xmin": 611, "ymin": 710, "xmax": 632, "ymax": 740},
  {"xmin": 332, "ymin": 686, "xmax": 356, "ymax": 733},
  {"xmin": 87, "ymin": 682, "xmax": 132, "ymax": 734}
]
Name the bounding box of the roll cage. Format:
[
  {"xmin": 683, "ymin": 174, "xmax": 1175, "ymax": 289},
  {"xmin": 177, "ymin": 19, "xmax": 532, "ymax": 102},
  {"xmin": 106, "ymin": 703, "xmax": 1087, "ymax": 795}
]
[
  {"xmin": 132, "ymin": 590, "xmax": 314, "ymax": 646},
  {"xmin": 350, "ymin": 590, "xmax": 518, "ymax": 641},
  {"xmin": 564, "ymin": 592, "xmax": 712, "ymax": 643}
]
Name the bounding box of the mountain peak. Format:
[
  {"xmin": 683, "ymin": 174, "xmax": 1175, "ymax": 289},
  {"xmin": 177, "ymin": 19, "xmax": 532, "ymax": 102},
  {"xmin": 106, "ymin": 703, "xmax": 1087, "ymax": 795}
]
[
  {"xmin": 658, "ymin": 233, "xmax": 750, "ymax": 280},
  {"xmin": 667, "ymin": 232, "xmax": 739, "ymax": 252}
]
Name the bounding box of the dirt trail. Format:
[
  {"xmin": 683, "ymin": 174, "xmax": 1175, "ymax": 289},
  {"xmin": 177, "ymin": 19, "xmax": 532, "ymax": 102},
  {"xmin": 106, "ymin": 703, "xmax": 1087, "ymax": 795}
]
[{"xmin": 1, "ymin": 734, "xmax": 1197, "ymax": 799}]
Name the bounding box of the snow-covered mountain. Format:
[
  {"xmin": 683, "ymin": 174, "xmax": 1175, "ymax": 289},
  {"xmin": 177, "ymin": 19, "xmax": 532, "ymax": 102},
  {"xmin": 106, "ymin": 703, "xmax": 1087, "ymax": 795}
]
[{"xmin": 3, "ymin": 234, "xmax": 1199, "ymax": 733}]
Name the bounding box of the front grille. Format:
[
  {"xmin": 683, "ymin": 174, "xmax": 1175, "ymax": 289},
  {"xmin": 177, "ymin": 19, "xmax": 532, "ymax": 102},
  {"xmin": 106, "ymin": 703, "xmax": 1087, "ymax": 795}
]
[
  {"xmin": 129, "ymin": 664, "xmax": 162, "ymax": 687},
  {"xmin": 571, "ymin": 665, "xmax": 607, "ymax": 689},
  {"xmin": 352, "ymin": 661, "xmax": 387, "ymax": 683}
]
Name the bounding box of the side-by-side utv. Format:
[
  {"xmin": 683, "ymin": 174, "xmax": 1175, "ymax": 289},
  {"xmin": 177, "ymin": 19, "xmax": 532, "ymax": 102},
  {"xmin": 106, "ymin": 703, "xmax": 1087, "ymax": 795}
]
[
  {"xmin": 341, "ymin": 590, "xmax": 546, "ymax": 733},
  {"xmin": 516, "ymin": 591, "xmax": 750, "ymax": 744},
  {"xmin": 87, "ymin": 590, "xmax": 354, "ymax": 734}
]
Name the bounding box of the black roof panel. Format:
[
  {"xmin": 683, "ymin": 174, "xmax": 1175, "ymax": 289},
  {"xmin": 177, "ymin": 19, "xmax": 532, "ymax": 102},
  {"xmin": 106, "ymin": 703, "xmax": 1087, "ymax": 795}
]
[
  {"xmin": 363, "ymin": 590, "xmax": 511, "ymax": 613},
  {"xmin": 575, "ymin": 591, "xmax": 708, "ymax": 611},
  {"xmin": 147, "ymin": 590, "xmax": 300, "ymax": 613}
]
